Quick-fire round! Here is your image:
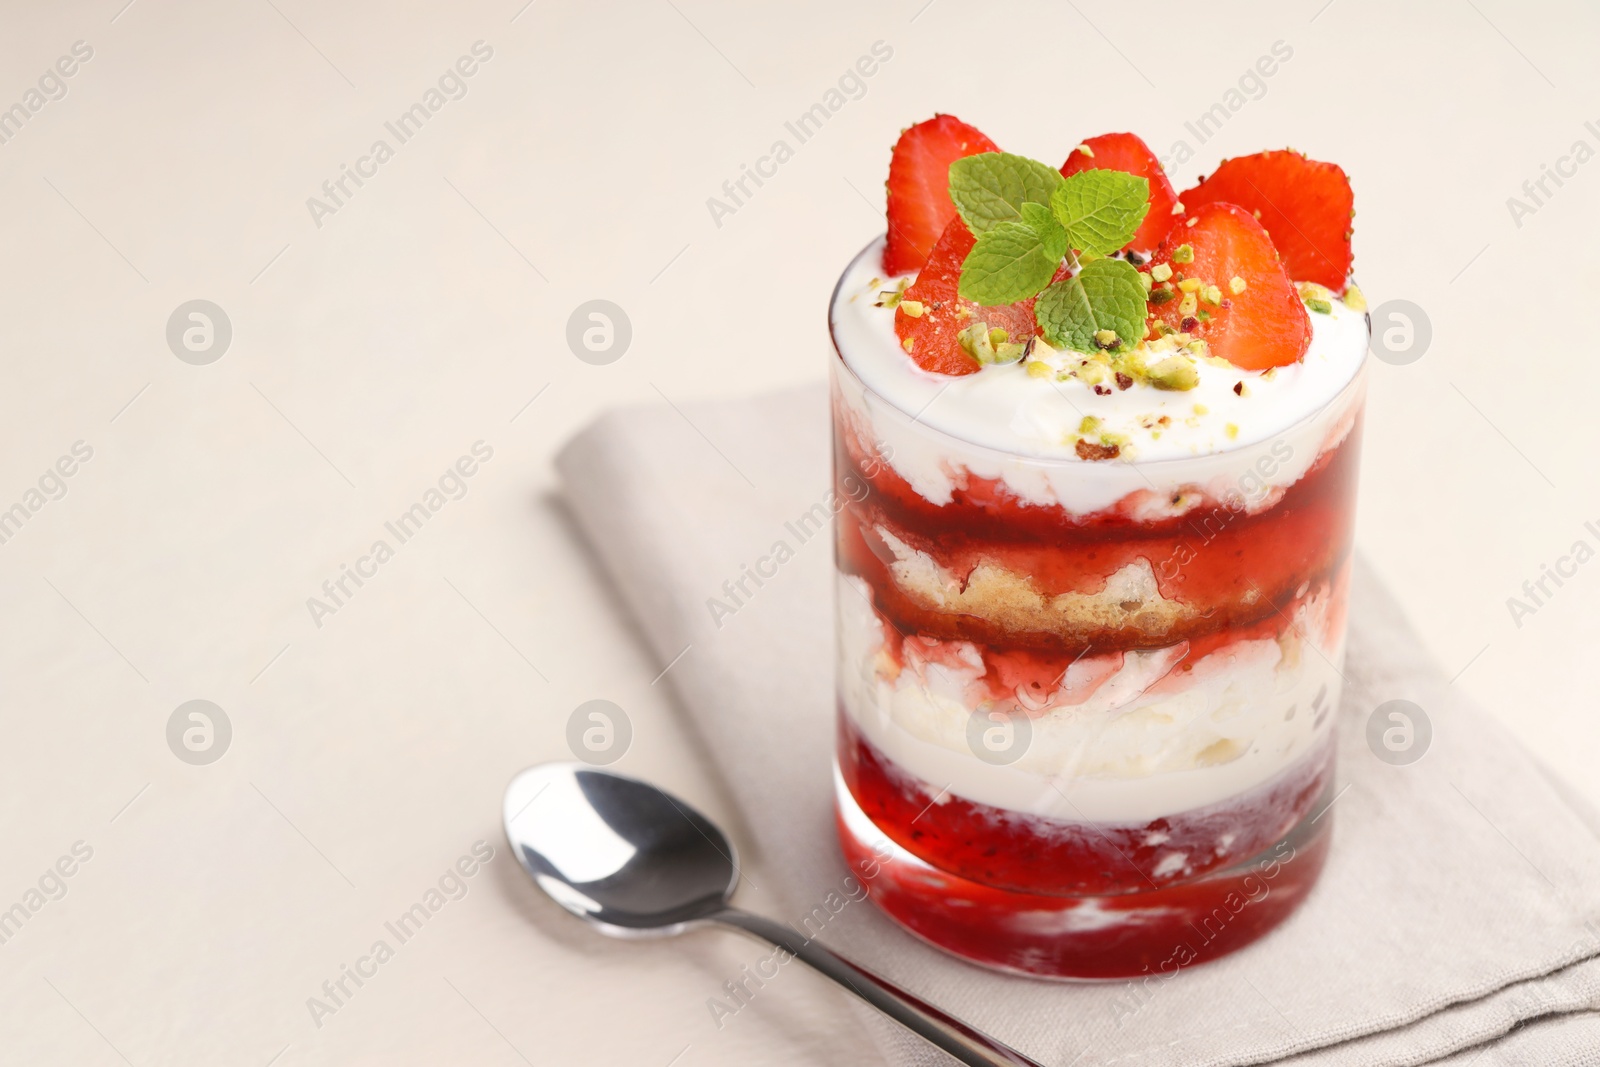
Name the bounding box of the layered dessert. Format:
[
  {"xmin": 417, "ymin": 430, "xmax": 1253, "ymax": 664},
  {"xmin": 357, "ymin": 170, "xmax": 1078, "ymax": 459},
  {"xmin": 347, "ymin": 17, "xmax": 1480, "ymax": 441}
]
[{"xmin": 830, "ymin": 118, "xmax": 1367, "ymax": 979}]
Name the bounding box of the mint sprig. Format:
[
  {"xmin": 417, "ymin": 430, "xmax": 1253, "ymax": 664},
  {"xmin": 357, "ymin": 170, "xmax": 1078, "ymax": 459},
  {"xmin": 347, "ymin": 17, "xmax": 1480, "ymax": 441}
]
[
  {"xmin": 1034, "ymin": 258, "xmax": 1147, "ymax": 353},
  {"xmin": 947, "ymin": 152, "xmax": 1064, "ymax": 233},
  {"xmin": 957, "ymin": 220, "xmax": 1060, "ymax": 306},
  {"xmin": 944, "ymin": 151, "xmax": 1154, "ymax": 354},
  {"xmin": 1050, "ymin": 170, "xmax": 1150, "ymax": 257}
]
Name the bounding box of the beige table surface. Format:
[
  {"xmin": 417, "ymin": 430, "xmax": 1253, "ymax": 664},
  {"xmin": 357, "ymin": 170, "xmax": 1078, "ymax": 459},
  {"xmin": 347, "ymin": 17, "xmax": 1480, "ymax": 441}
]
[{"xmin": 0, "ymin": 1, "xmax": 1596, "ymax": 1063}]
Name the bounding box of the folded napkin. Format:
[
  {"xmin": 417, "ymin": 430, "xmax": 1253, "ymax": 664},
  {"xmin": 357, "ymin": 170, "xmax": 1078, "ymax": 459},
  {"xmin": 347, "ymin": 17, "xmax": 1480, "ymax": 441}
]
[{"xmin": 557, "ymin": 384, "xmax": 1600, "ymax": 1067}]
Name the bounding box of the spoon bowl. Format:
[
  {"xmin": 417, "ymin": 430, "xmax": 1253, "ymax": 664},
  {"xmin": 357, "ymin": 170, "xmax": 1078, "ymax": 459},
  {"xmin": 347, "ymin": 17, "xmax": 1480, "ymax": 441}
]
[{"xmin": 504, "ymin": 763, "xmax": 736, "ymax": 937}]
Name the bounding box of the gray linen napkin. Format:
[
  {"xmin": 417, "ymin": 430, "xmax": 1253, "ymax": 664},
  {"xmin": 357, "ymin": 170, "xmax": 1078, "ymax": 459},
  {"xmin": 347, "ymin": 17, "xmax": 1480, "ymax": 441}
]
[{"xmin": 556, "ymin": 383, "xmax": 1600, "ymax": 1067}]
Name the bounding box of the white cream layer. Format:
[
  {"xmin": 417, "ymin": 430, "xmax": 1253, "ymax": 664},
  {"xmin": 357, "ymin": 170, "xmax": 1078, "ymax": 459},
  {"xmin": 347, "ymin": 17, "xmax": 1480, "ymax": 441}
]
[
  {"xmin": 830, "ymin": 237, "xmax": 1368, "ymax": 518},
  {"xmin": 836, "ymin": 573, "xmax": 1346, "ymax": 824}
]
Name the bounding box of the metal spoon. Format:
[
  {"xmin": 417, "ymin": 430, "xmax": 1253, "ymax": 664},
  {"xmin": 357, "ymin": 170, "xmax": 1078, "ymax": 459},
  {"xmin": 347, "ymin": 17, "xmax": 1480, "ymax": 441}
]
[{"xmin": 503, "ymin": 762, "xmax": 1046, "ymax": 1067}]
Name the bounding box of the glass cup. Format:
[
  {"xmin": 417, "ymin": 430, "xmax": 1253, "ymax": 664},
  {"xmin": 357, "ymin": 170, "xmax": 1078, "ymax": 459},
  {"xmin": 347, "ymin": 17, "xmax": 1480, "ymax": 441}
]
[{"xmin": 829, "ymin": 244, "xmax": 1367, "ymax": 981}]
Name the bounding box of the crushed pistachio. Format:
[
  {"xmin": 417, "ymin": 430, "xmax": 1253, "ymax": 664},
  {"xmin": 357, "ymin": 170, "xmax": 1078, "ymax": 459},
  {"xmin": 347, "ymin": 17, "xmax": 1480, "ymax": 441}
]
[
  {"xmin": 1151, "ymin": 263, "xmax": 1173, "ymax": 282},
  {"xmin": 1138, "ymin": 271, "xmax": 1153, "ymax": 292},
  {"xmin": 1226, "ymin": 423, "xmax": 1240, "ymax": 440},
  {"xmin": 899, "ymin": 299, "xmax": 925, "ymax": 318},
  {"xmin": 1078, "ymin": 415, "xmax": 1101, "ymax": 435},
  {"xmin": 1202, "ymin": 284, "xmax": 1223, "ymax": 306},
  {"xmin": 1171, "ymin": 244, "xmax": 1194, "ymax": 264},
  {"xmin": 1193, "ymin": 403, "xmax": 1209, "ymax": 415},
  {"xmin": 901, "ymin": 337, "xmax": 914, "ymax": 353},
  {"xmin": 1171, "ymin": 200, "xmax": 1185, "ymax": 215},
  {"xmin": 1229, "ymin": 275, "xmax": 1248, "ymax": 295},
  {"xmin": 1177, "ymin": 277, "xmax": 1202, "ymax": 293},
  {"xmin": 875, "ymin": 278, "xmax": 910, "ymax": 308},
  {"xmin": 1093, "ymin": 329, "xmax": 1119, "ymax": 348},
  {"xmin": 1148, "ymin": 355, "xmax": 1199, "ymax": 391},
  {"xmin": 1150, "ymin": 287, "xmax": 1175, "ymax": 304},
  {"xmin": 956, "ymin": 320, "xmax": 994, "ymax": 361},
  {"xmin": 1075, "ymin": 143, "xmax": 1094, "ymax": 157},
  {"xmin": 1179, "ymin": 293, "xmax": 1198, "ymax": 316},
  {"xmin": 1306, "ymin": 298, "xmax": 1334, "ymax": 315},
  {"xmin": 958, "ymin": 322, "xmax": 1024, "ymax": 364},
  {"xmin": 1026, "ymin": 359, "xmax": 1053, "ymax": 379},
  {"xmin": 1185, "ymin": 217, "xmax": 1198, "ymax": 228},
  {"xmin": 1343, "ymin": 284, "xmax": 1367, "ymax": 312},
  {"xmin": 1077, "ymin": 360, "xmax": 1110, "ymax": 386}
]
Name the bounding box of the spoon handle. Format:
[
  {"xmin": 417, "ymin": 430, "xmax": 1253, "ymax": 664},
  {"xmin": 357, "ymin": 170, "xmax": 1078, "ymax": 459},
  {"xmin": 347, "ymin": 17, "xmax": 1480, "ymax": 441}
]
[{"xmin": 713, "ymin": 908, "xmax": 1048, "ymax": 1067}]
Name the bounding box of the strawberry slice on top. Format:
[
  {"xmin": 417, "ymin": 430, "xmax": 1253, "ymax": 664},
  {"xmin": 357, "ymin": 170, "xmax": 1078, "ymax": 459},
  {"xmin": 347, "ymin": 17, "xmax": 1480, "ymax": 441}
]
[
  {"xmin": 1060, "ymin": 133, "xmax": 1180, "ymax": 253},
  {"xmin": 883, "ymin": 114, "xmax": 999, "ymax": 276},
  {"xmin": 894, "ymin": 217, "xmax": 1041, "ymax": 376},
  {"xmin": 1179, "ymin": 150, "xmax": 1353, "ymax": 290},
  {"xmin": 1145, "ymin": 203, "xmax": 1310, "ymax": 371}
]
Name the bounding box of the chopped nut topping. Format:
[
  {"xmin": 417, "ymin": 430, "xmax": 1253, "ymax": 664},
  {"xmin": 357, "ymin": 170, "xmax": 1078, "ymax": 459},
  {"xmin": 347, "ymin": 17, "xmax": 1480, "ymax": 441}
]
[
  {"xmin": 1026, "ymin": 359, "xmax": 1053, "ymax": 379},
  {"xmin": 1179, "ymin": 293, "xmax": 1198, "ymax": 316},
  {"xmin": 900, "ymin": 299, "xmax": 925, "ymax": 318},
  {"xmin": 1151, "ymin": 263, "xmax": 1173, "ymax": 282},
  {"xmin": 1148, "ymin": 355, "xmax": 1199, "ymax": 391},
  {"xmin": 1229, "ymin": 275, "xmax": 1248, "ymax": 295},
  {"xmin": 1171, "ymin": 244, "xmax": 1194, "ymax": 264},
  {"xmin": 1149, "ymin": 287, "xmax": 1175, "ymax": 304},
  {"xmin": 1202, "ymin": 284, "xmax": 1223, "ymax": 305},
  {"xmin": 1093, "ymin": 329, "xmax": 1119, "ymax": 348},
  {"xmin": 1193, "ymin": 403, "xmax": 1209, "ymax": 415},
  {"xmin": 1306, "ymin": 298, "xmax": 1333, "ymax": 315},
  {"xmin": 1075, "ymin": 143, "xmax": 1094, "ymax": 158},
  {"xmin": 957, "ymin": 321, "xmax": 994, "ymax": 361},
  {"xmin": 1177, "ymin": 277, "xmax": 1202, "ymax": 293},
  {"xmin": 1171, "ymin": 200, "xmax": 1185, "ymax": 215},
  {"xmin": 1226, "ymin": 423, "xmax": 1240, "ymax": 440},
  {"xmin": 1078, "ymin": 415, "xmax": 1101, "ymax": 435},
  {"xmin": 1343, "ymin": 284, "xmax": 1367, "ymax": 312},
  {"xmin": 1075, "ymin": 438, "xmax": 1121, "ymax": 461},
  {"xmin": 901, "ymin": 337, "xmax": 915, "ymax": 353}
]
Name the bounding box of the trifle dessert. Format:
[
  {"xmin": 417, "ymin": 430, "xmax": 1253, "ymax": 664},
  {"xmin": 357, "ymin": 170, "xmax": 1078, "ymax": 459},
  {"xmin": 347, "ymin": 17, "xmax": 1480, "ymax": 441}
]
[{"xmin": 831, "ymin": 116, "xmax": 1367, "ymax": 979}]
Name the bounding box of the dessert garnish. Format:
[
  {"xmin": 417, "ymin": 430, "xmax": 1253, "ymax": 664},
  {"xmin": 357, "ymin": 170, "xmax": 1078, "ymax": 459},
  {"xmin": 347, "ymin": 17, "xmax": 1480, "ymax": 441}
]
[{"xmin": 882, "ymin": 118, "xmax": 1355, "ymax": 391}]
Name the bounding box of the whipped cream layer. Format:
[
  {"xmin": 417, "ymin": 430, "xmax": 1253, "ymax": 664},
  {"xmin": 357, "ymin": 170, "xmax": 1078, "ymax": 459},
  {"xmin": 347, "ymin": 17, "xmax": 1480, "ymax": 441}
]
[
  {"xmin": 837, "ymin": 571, "xmax": 1347, "ymax": 824},
  {"xmin": 830, "ymin": 237, "xmax": 1368, "ymax": 517}
]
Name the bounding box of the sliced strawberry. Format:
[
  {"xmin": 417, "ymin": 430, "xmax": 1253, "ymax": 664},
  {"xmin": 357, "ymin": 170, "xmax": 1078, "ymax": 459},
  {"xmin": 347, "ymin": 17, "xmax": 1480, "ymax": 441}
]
[
  {"xmin": 1060, "ymin": 133, "xmax": 1180, "ymax": 252},
  {"xmin": 1179, "ymin": 150, "xmax": 1353, "ymax": 289},
  {"xmin": 883, "ymin": 115, "xmax": 999, "ymax": 276},
  {"xmin": 894, "ymin": 217, "xmax": 1039, "ymax": 376},
  {"xmin": 1145, "ymin": 203, "xmax": 1310, "ymax": 371}
]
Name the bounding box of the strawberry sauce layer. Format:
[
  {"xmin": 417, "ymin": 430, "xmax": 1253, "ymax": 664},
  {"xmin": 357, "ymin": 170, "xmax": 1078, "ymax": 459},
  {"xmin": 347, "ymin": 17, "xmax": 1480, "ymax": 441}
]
[
  {"xmin": 839, "ymin": 791, "xmax": 1332, "ymax": 981},
  {"xmin": 834, "ymin": 413, "xmax": 1360, "ymax": 655},
  {"xmin": 838, "ymin": 713, "xmax": 1333, "ymax": 897}
]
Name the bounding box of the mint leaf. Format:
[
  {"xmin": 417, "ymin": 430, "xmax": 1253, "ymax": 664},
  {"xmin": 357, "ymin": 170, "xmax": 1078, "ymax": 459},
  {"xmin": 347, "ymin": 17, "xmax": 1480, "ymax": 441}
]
[
  {"xmin": 948, "ymin": 152, "xmax": 1064, "ymax": 234},
  {"xmin": 1019, "ymin": 201, "xmax": 1068, "ymax": 262},
  {"xmin": 1034, "ymin": 257, "xmax": 1148, "ymax": 353},
  {"xmin": 958, "ymin": 220, "xmax": 1060, "ymax": 305},
  {"xmin": 1050, "ymin": 170, "xmax": 1150, "ymax": 256}
]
